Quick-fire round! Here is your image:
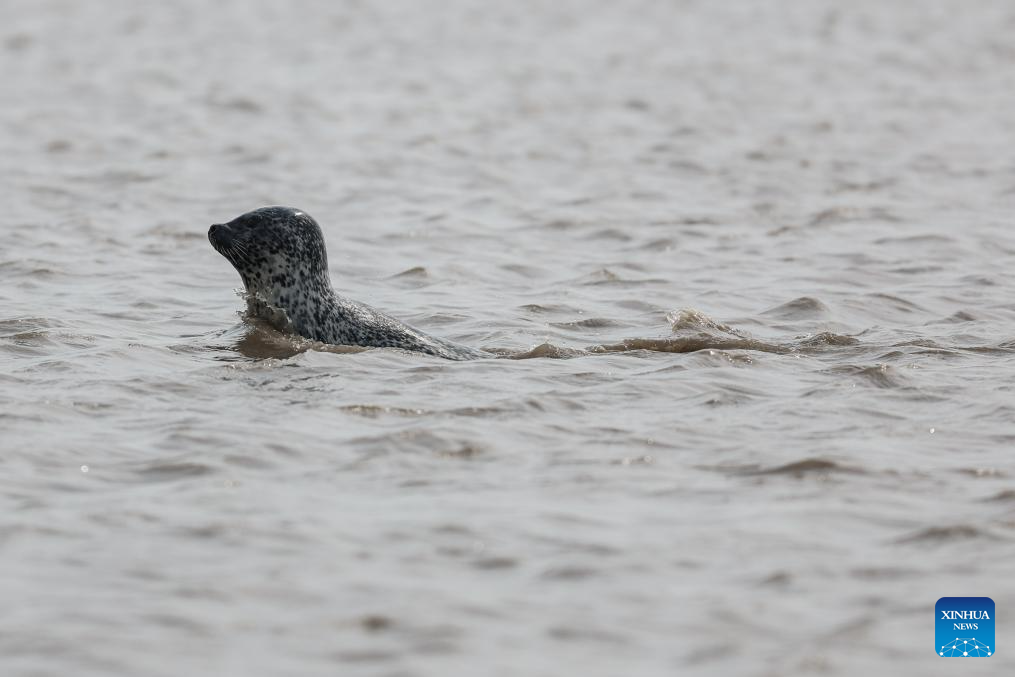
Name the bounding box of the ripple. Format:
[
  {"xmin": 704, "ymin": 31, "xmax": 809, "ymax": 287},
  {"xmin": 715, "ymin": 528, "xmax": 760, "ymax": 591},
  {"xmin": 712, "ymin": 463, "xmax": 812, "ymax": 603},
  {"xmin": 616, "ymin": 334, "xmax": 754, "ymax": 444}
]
[
  {"xmin": 740, "ymin": 458, "xmax": 864, "ymax": 477},
  {"xmin": 134, "ymin": 462, "xmax": 217, "ymax": 482},
  {"xmin": 0, "ymin": 318, "xmax": 60, "ymax": 336},
  {"xmin": 762, "ymin": 297, "xmax": 830, "ymax": 321},
  {"xmin": 808, "ymin": 206, "xmax": 900, "ymax": 227},
  {"xmin": 896, "ymin": 525, "xmax": 987, "ymax": 544},
  {"xmin": 826, "ymin": 364, "xmax": 906, "ymax": 389},
  {"xmin": 472, "ymin": 556, "xmax": 518, "ymax": 570},
  {"xmin": 508, "ymin": 343, "xmax": 588, "ymax": 359},
  {"xmin": 542, "ymin": 565, "xmax": 599, "ymax": 580},
  {"xmin": 591, "ymin": 336, "xmax": 784, "ymax": 355},
  {"xmin": 517, "ymin": 303, "xmax": 584, "ymax": 315},
  {"xmin": 927, "ymin": 310, "xmax": 978, "ymax": 324},
  {"xmin": 358, "ymin": 615, "xmax": 393, "ymax": 632},
  {"xmin": 547, "ymin": 625, "xmax": 627, "ymax": 644},
  {"xmin": 574, "ymin": 268, "xmax": 668, "ymax": 287},
  {"xmin": 549, "ymin": 317, "xmax": 625, "ymax": 329},
  {"xmin": 667, "ymin": 309, "xmax": 749, "ymax": 336},
  {"xmin": 340, "ymin": 404, "xmax": 429, "ymax": 418},
  {"xmin": 862, "ymin": 293, "xmax": 929, "ymax": 315},
  {"xmin": 796, "ymin": 332, "xmax": 859, "ymax": 347}
]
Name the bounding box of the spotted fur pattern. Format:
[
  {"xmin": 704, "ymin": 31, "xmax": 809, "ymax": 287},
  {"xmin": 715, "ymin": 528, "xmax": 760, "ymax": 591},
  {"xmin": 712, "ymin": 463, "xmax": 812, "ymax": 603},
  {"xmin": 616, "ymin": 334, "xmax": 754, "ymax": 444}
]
[{"xmin": 208, "ymin": 206, "xmax": 485, "ymax": 360}]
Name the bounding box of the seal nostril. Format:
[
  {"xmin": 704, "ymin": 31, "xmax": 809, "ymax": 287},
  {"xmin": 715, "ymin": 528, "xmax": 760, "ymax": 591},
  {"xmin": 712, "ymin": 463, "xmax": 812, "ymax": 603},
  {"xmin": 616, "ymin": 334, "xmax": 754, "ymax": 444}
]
[{"xmin": 208, "ymin": 223, "xmax": 229, "ymax": 241}]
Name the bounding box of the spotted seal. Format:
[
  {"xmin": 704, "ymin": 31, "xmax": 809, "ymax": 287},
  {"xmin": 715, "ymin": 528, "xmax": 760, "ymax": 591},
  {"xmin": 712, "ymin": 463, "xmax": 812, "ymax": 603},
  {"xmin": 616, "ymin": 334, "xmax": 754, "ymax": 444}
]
[{"xmin": 208, "ymin": 206, "xmax": 486, "ymax": 360}]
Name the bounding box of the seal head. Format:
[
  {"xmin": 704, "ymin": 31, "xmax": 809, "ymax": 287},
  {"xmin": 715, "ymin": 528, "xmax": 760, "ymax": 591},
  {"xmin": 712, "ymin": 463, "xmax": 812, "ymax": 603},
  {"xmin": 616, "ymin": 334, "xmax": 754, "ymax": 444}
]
[
  {"xmin": 209, "ymin": 206, "xmax": 485, "ymax": 360},
  {"xmin": 209, "ymin": 206, "xmax": 330, "ymax": 302}
]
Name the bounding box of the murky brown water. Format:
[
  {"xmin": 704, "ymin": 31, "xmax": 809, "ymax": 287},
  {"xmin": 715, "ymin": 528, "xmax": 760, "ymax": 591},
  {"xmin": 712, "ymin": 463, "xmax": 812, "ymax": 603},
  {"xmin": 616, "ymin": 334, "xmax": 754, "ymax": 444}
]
[{"xmin": 3, "ymin": 1, "xmax": 1015, "ymax": 675}]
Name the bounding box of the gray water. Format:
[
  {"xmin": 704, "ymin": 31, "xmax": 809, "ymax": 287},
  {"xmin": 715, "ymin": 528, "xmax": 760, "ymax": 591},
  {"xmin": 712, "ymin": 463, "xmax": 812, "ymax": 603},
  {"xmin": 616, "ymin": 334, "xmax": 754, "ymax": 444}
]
[{"xmin": 3, "ymin": 1, "xmax": 1015, "ymax": 675}]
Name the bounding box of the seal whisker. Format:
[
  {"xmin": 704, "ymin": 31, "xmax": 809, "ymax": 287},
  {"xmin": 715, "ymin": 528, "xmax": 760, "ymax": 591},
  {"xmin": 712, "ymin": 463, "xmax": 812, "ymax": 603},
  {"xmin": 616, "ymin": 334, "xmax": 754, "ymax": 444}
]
[
  {"xmin": 232, "ymin": 239, "xmax": 251, "ymax": 259},
  {"xmin": 226, "ymin": 241, "xmax": 251, "ymax": 265}
]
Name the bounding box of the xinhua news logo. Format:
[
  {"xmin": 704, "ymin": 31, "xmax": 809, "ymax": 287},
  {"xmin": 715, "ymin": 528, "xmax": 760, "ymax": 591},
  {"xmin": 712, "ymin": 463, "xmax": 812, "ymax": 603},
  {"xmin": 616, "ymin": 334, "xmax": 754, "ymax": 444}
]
[{"xmin": 936, "ymin": 597, "xmax": 994, "ymax": 657}]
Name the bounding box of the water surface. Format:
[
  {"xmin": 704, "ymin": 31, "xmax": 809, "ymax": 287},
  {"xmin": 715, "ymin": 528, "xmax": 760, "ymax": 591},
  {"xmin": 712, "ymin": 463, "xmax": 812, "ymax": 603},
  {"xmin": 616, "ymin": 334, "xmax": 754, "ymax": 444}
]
[{"xmin": 3, "ymin": 1, "xmax": 1015, "ymax": 675}]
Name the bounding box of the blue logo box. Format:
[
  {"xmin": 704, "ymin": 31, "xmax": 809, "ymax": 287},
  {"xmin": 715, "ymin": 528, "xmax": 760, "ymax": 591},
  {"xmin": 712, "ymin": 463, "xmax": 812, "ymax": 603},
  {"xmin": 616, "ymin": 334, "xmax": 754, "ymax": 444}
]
[{"xmin": 936, "ymin": 597, "xmax": 994, "ymax": 657}]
